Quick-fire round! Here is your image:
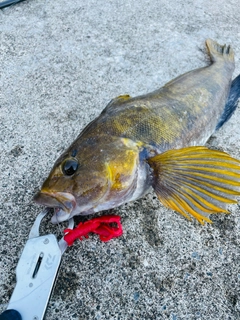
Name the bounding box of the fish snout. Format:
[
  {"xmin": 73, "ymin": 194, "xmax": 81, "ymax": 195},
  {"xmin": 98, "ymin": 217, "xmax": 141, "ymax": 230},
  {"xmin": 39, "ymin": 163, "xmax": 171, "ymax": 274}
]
[
  {"xmin": 33, "ymin": 191, "xmax": 61, "ymax": 207},
  {"xmin": 33, "ymin": 191, "xmax": 77, "ymax": 223}
]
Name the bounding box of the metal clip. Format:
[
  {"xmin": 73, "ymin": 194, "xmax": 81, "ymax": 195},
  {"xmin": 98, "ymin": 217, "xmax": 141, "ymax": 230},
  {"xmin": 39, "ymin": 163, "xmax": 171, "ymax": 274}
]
[{"xmin": 4, "ymin": 210, "xmax": 74, "ymax": 320}]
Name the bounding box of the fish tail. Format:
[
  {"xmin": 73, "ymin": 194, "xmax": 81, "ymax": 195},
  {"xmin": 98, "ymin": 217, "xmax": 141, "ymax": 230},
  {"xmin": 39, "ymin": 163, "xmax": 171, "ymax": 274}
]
[
  {"xmin": 206, "ymin": 39, "xmax": 234, "ymax": 65},
  {"xmin": 216, "ymin": 73, "xmax": 240, "ymax": 130}
]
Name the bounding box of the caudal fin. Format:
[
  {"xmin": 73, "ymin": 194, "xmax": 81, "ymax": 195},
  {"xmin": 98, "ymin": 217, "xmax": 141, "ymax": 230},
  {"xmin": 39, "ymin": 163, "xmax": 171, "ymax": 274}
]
[
  {"xmin": 216, "ymin": 73, "xmax": 240, "ymax": 130},
  {"xmin": 206, "ymin": 39, "xmax": 234, "ymax": 64}
]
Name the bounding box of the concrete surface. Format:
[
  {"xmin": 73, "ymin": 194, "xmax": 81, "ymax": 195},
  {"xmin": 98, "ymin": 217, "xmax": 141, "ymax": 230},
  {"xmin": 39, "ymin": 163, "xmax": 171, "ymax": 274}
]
[{"xmin": 0, "ymin": 0, "xmax": 240, "ymax": 319}]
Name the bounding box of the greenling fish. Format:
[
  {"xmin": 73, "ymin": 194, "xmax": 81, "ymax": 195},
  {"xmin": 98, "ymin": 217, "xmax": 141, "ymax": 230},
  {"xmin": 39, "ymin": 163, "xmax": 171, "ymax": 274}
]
[{"xmin": 34, "ymin": 39, "xmax": 240, "ymax": 225}]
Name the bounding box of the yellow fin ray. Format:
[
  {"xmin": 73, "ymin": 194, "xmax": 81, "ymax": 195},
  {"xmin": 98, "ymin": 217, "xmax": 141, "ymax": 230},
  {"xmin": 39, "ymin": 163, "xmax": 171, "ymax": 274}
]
[
  {"xmin": 159, "ymin": 183, "xmax": 214, "ymax": 224},
  {"xmin": 178, "ymin": 175, "xmax": 240, "ymax": 196},
  {"xmin": 170, "ymin": 176, "xmax": 238, "ymax": 203},
  {"xmin": 162, "ymin": 178, "xmax": 229, "ymax": 220},
  {"xmin": 148, "ymin": 146, "xmax": 240, "ymax": 223},
  {"xmin": 171, "ymin": 191, "xmax": 213, "ymax": 224},
  {"xmin": 168, "ymin": 180, "xmax": 230, "ymax": 213},
  {"xmin": 171, "ymin": 166, "xmax": 240, "ymax": 178},
  {"xmin": 158, "ymin": 191, "xmax": 194, "ymax": 221},
  {"xmin": 164, "ymin": 160, "xmax": 240, "ymax": 171},
  {"xmin": 169, "ymin": 170, "xmax": 240, "ymax": 187}
]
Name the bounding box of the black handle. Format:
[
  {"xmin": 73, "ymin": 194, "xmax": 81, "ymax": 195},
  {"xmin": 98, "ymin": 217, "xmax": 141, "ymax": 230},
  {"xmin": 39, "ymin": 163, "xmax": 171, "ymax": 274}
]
[{"xmin": 0, "ymin": 309, "xmax": 22, "ymax": 320}]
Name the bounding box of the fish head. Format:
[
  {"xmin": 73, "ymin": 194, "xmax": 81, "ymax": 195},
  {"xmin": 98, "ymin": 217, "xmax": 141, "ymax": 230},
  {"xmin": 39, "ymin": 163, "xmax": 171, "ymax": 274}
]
[{"xmin": 33, "ymin": 137, "xmax": 140, "ymax": 223}]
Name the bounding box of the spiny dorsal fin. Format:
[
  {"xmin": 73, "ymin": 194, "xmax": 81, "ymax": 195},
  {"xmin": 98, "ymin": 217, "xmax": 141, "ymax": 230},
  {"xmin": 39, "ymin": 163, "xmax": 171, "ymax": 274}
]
[
  {"xmin": 148, "ymin": 146, "xmax": 240, "ymax": 224},
  {"xmin": 101, "ymin": 95, "xmax": 131, "ymax": 114}
]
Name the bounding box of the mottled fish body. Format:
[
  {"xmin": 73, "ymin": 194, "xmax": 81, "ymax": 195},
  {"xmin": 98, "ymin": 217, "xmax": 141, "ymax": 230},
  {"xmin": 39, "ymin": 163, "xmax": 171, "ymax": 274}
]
[{"xmin": 34, "ymin": 39, "xmax": 240, "ymax": 225}]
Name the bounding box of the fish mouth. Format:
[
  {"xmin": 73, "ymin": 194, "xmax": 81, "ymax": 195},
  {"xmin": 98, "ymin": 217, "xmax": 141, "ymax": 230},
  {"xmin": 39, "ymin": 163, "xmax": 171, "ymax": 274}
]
[{"xmin": 33, "ymin": 191, "xmax": 77, "ymax": 224}]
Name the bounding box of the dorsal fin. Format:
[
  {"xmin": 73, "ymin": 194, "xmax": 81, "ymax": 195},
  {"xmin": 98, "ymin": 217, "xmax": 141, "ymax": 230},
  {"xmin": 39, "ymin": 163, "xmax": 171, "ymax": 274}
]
[{"xmin": 101, "ymin": 95, "xmax": 131, "ymax": 114}]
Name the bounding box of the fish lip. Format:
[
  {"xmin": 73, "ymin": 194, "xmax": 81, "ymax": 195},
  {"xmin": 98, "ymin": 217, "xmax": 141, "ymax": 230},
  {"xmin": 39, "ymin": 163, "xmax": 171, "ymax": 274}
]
[
  {"xmin": 51, "ymin": 207, "xmax": 73, "ymax": 224},
  {"xmin": 33, "ymin": 191, "xmax": 77, "ymax": 223}
]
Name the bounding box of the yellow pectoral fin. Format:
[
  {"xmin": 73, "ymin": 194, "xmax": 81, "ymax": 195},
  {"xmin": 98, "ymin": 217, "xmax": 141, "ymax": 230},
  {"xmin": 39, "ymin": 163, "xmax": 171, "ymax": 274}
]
[{"xmin": 148, "ymin": 146, "xmax": 240, "ymax": 224}]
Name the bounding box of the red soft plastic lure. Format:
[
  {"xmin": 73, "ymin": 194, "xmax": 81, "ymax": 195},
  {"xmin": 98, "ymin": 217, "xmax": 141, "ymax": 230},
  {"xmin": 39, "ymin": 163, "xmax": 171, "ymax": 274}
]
[{"xmin": 64, "ymin": 215, "xmax": 123, "ymax": 245}]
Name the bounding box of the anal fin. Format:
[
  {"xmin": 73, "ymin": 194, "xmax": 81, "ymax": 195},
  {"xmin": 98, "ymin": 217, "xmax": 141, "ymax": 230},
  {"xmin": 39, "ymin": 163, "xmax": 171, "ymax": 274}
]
[{"xmin": 148, "ymin": 146, "xmax": 240, "ymax": 224}]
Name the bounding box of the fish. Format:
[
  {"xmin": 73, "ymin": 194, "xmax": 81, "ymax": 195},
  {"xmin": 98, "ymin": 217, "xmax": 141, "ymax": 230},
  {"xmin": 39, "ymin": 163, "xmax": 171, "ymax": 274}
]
[{"xmin": 34, "ymin": 39, "xmax": 240, "ymax": 225}]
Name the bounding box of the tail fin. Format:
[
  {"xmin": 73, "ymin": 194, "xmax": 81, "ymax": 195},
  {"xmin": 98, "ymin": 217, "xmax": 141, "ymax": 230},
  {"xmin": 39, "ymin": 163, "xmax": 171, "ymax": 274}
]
[
  {"xmin": 216, "ymin": 74, "xmax": 240, "ymax": 130},
  {"xmin": 206, "ymin": 39, "xmax": 234, "ymax": 64}
]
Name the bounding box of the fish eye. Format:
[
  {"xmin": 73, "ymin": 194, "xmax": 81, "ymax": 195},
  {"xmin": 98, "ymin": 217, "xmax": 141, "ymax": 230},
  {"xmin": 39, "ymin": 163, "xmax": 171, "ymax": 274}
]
[{"xmin": 62, "ymin": 158, "xmax": 79, "ymax": 176}]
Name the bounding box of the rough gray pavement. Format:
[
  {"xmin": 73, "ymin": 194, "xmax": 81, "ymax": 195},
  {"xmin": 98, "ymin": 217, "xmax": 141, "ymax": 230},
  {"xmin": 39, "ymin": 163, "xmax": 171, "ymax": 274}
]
[{"xmin": 1, "ymin": 1, "xmax": 240, "ymax": 319}]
